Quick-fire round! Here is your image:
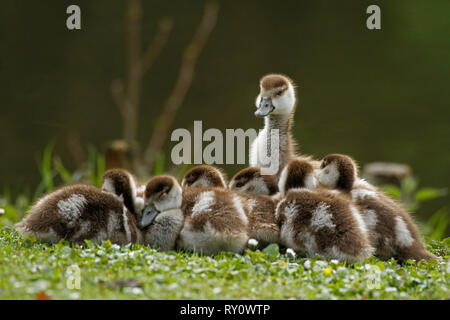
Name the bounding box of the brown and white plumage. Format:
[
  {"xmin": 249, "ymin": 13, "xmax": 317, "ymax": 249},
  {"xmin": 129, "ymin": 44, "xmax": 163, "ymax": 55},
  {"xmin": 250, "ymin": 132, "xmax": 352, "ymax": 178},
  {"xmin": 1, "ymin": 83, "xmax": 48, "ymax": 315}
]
[
  {"xmin": 137, "ymin": 175, "xmax": 184, "ymax": 251},
  {"xmin": 229, "ymin": 167, "xmax": 279, "ymax": 196},
  {"xmin": 15, "ymin": 184, "xmax": 140, "ymax": 245},
  {"xmin": 182, "ymin": 165, "xmax": 227, "ymax": 189},
  {"xmin": 276, "ymin": 159, "xmax": 375, "ymax": 263},
  {"xmin": 139, "ymin": 175, "xmax": 249, "ymax": 255},
  {"xmin": 179, "ymin": 186, "xmax": 249, "ymax": 255},
  {"xmin": 101, "ymin": 168, "xmax": 144, "ymax": 215},
  {"xmin": 184, "ymin": 166, "xmax": 280, "ymax": 248},
  {"xmin": 228, "ymin": 167, "xmax": 280, "ymax": 247},
  {"xmin": 316, "ymin": 153, "xmax": 437, "ymax": 262}
]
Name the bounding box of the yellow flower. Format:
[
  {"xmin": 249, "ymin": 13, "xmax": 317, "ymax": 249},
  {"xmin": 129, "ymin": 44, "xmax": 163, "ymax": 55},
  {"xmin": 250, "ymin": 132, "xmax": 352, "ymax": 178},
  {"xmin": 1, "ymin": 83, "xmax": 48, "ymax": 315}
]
[{"xmin": 323, "ymin": 267, "xmax": 332, "ymax": 276}]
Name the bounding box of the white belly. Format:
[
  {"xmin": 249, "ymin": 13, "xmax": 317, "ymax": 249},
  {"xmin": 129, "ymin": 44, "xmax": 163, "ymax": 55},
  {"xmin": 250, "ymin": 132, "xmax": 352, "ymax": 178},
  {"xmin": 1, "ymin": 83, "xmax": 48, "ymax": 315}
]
[{"xmin": 249, "ymin": 128, "xmax": 268, "ymax": 167}]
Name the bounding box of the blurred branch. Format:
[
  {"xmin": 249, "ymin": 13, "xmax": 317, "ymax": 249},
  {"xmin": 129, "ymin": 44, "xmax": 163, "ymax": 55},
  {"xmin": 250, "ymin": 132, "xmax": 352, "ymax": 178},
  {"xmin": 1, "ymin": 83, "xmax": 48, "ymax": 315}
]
[
  {"xmin": 110, "ymin": 0, "xmax": 173, "ymax": 154},
  {"xmin": 66, "ymin": 130, "xmax": 86, "ymax": 168},
  {"xmin": 144, "ymin": 1, "xmax": 219, "ymax": 170},
  {"xmin": 111, "ymin": 79, "xmax": 128, "ymax": 116},
  {"xmin": 109, "ymin": 0, "xmax": 218, "ymax": 176},
  {"xmin": 140, "ymin": 18, "xmax": 173, "ymax": 74},
  {"xmin": 124, "ymin": 0, "xmax": 142, "ymax": 145}
]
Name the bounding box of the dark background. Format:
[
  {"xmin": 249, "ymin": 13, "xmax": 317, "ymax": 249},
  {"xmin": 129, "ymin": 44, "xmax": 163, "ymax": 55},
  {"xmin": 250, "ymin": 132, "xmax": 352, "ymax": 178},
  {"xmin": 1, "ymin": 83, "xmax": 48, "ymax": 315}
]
[{"xmin": 0, "ymin": 1, "xmax": 449, "ymax": 220}]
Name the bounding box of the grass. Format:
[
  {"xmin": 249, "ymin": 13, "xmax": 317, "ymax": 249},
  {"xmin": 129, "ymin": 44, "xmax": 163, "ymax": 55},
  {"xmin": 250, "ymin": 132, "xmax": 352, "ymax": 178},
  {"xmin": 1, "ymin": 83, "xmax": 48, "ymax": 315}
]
[
  {"xmin": 0, "ymin": 228, "xmax": 448, "ymax": 300},
  {"xmin": 0, "ymin": 143, "xmax": 449, "ymax": 300}
]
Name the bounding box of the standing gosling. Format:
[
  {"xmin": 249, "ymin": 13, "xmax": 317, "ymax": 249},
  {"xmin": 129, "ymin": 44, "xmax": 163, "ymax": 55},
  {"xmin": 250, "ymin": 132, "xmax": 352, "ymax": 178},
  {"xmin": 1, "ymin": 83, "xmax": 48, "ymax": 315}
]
[
  {"xmin": 15, "ymin": 172, "xmax": 140, "ymax": 244},
  {"xmin": 276, "ymin": 159, "xmax": 375, "ymax": 263},
  {"xmin": 316, "ymin": 153, "xmax": 437, "ymax": 262},
  {"xmin": 249, "ymin": 74, "xmax": 318, "ymax": 177}
]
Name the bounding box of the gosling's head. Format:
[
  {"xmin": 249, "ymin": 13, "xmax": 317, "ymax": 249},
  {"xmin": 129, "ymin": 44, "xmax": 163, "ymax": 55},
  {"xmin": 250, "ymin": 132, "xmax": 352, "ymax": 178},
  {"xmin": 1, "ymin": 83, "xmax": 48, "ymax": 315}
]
[
  {"xmin": 316, "ymin": 154, "xmax": 358, "ymax": 192},
  {"xmin": 181, "ymin": 165, "xmax": 227, "ymax": 189},
  {"xmin": 278, "ymin": 159, "xmax": 316, "ymax": 196},
  {"xmin": 102, "ymin": 169, "xmax": 144, "ymax": 214},
  {"xmin": 229, "ymin": 167, "xmax": 279, "ymax": 195},
  {"xmin": 255, "ymin": 74, "xmax": 296, "ymax": 118},
  {"xmin": 138, "ymin": 175, "xmax": 182, "ymax": 228}
]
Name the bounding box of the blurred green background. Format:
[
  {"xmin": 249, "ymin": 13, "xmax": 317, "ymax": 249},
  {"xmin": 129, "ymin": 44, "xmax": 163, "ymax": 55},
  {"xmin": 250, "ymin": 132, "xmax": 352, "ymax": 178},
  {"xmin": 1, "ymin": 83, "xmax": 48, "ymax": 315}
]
[{"xmin": 0, "ymin": 0, "xmax": 449, "ymax": 223}]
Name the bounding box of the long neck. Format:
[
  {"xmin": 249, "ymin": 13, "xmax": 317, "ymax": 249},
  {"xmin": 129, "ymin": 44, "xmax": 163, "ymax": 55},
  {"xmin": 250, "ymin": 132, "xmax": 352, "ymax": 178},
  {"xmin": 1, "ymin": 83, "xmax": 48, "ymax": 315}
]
[
  {"xmin": 265, "ymin": 113, "xmax": 291, "ymax": 134},
  {"xmin": 264, "ymin": 112, "xmax": 295, "ymax": 177}
]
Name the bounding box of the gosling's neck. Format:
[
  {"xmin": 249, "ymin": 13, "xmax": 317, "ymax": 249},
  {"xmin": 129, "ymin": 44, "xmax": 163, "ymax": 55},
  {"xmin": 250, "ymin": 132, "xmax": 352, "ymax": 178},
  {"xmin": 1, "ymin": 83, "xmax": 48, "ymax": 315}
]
[
  {"xmin": 263, "ymin": 111, "xmax": 295, "ymax": 177},
  {"xmin": 264, "ymin": 113, "xmax": 291, "ymax": 134}
]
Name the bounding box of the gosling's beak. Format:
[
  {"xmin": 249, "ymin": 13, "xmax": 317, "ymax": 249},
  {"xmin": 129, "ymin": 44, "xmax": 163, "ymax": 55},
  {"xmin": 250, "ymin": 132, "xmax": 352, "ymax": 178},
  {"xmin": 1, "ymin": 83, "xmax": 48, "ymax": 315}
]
[
  {"xmin": 255, "ymin": 97, "xmax": 275, "ymax": 117},
  {"xmin": 138, "ymin": 203, "xmax": 160, "ymax": 228}
]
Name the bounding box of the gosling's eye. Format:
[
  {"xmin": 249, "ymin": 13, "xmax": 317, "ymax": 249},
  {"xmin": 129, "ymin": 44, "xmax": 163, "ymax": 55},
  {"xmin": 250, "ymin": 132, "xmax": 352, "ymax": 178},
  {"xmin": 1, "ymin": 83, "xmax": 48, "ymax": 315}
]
[
  {"xmin": 236, "ymin": 182, "xmax": 244, "ymax": 188},
  {"xmin": 276, "ymin": 91, "xmax": 283, "ymax": 96}
]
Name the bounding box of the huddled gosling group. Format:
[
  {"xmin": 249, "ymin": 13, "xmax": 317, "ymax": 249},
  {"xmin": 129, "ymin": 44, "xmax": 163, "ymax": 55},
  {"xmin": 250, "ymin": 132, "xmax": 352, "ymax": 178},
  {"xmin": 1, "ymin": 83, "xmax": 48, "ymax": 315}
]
[{"xmin": 16, "ymin": 74, "xmax": 436, "ymax": 263}]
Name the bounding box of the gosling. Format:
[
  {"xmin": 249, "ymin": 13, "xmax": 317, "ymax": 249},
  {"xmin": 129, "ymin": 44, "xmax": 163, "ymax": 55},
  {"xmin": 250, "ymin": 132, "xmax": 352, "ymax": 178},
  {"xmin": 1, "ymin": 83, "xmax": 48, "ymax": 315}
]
[
  {"xmin": 250, "ymin": 74, "xmax": 318, "ymax": 177},
  {"xmin": 316, "ymin": 153, "xmax": 437, "ymax": 262},
  {"xmin": 140, "ymin": 175, "xmax": 249, "ymax": 255},
  {"xmin": 276, "ymin": 159, "xmax": 375, "ymax": 263},
  {"xmin": 15, "ymin": 170, "xmax": 141, "ymax": 245}
]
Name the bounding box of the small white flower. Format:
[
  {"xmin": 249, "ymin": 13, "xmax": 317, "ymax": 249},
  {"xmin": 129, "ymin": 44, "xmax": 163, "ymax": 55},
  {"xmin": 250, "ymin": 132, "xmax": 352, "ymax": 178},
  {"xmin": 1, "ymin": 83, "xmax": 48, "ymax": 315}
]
[
  {"xmin": 33, "ymin": 280, "xmax": 50, "ymax": 291},
  {"xmin": 330, "ymin": 259, "xmax": 339, "ymax": 265},
  {"xmin": 336, "ymin": 266, "xmax": 348, "ymax": 275},
  {"xmin": 167, "ymin": 282, "xmax": 179, "ymax": 290},
  {"xmin": 364, "ymin": 264, "xmax": 374, "ymax": 271},
  {"xmin": 247, "ymin": 238, "xmax": 259, "ymax": 250},
  {"xmin": 69, "ymin": 292, "xmax": 81, "ymax": 299},
  {"xmin": 444, "ymin": 261, "xmax": 450, "ymax": 274},
  {"xmin": 213, "ymin": 287, "xmax": 222, "ymax": 294},
  {"xmin": 0, "ymin": 208, "xmax": 5, "ymax": 215},
  {"xmin": 304, "ymin": 260, "xmax": 311, "ymax": 269},
  {"xmin": 124, "ymin": 287, "xmax": 143, "ymax": 295},
  {"xmin": 315, "ymin": 260, "xmax": 328, "ymax": 268},
  {"xmin": 286, "ymin": 248, "xmax": 296, "ymax": 259}
]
